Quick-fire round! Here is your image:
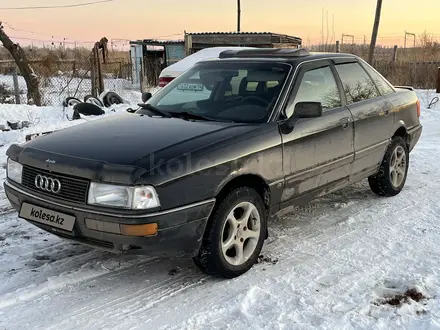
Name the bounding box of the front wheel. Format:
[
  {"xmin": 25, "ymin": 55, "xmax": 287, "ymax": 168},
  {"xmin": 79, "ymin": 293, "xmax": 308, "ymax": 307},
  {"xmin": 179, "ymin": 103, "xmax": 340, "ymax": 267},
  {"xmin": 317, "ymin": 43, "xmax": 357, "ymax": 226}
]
[
  {"xmin": 193, "ymin": 187, "xmax": 267, "ymax": 278},
  {"xmin": 368, "ymin": 136, "xmax": 409, "ymax": 197}
]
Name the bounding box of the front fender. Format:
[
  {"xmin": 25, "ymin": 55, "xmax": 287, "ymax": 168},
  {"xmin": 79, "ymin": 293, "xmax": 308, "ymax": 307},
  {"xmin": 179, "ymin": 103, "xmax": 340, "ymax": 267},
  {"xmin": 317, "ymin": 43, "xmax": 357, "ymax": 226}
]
[{"xmin": 135, "ymin": 123, "xmax": 283, "ymax": 211}]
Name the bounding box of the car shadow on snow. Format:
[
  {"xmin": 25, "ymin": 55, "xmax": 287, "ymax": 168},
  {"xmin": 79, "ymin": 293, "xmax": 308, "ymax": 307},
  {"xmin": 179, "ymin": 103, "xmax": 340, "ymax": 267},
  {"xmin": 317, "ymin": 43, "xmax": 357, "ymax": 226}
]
[{"xmin": 271, "ymin": 180, "xmax": 378, "ymax": 227}]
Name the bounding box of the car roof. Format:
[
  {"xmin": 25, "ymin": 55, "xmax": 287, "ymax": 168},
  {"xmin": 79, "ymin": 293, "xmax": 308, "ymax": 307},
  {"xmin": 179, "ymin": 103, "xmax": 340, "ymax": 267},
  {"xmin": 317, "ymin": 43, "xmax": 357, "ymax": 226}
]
[{"xmin": 196, "ymin": 48, "xmax": 359, "ymax": 65}]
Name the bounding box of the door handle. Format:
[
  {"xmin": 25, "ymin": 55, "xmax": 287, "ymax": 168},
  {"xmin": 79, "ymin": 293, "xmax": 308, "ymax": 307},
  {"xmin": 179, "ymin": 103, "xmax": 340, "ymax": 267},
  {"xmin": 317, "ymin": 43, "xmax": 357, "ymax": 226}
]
[
  {"xmin": 339, "ymin": 117, "xmax": 350, "ymax": 129},
  {"xmin": 383, "ymin": 109, "xmax": 390, "ymax": 116}
]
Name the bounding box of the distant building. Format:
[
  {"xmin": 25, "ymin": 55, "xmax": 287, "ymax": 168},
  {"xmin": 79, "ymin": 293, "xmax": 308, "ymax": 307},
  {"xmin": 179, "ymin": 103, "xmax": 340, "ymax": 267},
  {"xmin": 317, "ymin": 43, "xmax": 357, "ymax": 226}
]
[{"xmin": 184, "ymin": 32, "xmax": 302, "ymax": 54}]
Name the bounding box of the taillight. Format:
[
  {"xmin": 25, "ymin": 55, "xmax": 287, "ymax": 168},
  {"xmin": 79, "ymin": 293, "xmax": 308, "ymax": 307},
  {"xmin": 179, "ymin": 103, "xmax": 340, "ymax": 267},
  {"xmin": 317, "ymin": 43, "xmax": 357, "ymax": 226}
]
[
  {"xmin": 416, "ymin": 99, "xmax": 421, "ymax": 117},
  {"xmin": 159, "ymin": 76, "xmax": 174, "ymax": 87}
]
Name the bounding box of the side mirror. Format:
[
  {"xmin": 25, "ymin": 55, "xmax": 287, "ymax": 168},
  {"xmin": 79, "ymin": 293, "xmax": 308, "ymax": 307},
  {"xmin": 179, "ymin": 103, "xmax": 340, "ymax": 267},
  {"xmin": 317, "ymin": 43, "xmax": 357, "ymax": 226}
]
[
  {"xmin": 141, "ymin": 92, "xmax": 152, "ymax": 103},
  {"xmin": 294, "ymin": 101, "xmax": 323, "ymax": 119},
  {"xmin": 281, "ymin": 102, "xmax": 323, "ymax": 133}
]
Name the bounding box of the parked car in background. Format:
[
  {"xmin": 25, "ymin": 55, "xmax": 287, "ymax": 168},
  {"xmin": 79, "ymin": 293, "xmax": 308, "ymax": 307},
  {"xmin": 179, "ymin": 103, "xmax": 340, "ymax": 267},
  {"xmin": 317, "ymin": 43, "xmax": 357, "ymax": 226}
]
[
  {"xmin": 154, "ymin": 47, "xmax": 256, "ymax": 104},
  {"xmin": 158, "ymin": 46, "xmax": 256, "ymax": 87},
  {"xmin": 5, "ymin": 48, "xmax": 422, "ymax": 279}
]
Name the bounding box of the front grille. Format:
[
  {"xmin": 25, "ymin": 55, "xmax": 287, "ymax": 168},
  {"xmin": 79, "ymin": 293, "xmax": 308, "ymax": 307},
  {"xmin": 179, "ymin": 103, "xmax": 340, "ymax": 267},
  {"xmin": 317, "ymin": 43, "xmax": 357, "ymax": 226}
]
[{"xmin": 22, "ymin": 166, "xmax": 90, "ymax": 204}]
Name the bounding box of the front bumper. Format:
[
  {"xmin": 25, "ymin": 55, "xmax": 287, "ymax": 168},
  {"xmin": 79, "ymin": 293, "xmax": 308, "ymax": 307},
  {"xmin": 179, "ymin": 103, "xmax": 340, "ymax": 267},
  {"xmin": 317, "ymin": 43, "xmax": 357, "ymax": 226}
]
[{"xmin": 4, "ymin": 180, "xmax": 215, "ymax": 258}]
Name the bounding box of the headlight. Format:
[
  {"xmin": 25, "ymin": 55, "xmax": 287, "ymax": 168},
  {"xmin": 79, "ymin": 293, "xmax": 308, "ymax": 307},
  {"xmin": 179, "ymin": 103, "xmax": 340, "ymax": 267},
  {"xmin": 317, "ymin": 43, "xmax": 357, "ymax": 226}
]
[
  {"xmin": 87, "ymin": 182, "xmax": 160, "ymax": 209},
  {"xmin": 7, "ymin": 158, "xmax": 23, "ymax": 184}
]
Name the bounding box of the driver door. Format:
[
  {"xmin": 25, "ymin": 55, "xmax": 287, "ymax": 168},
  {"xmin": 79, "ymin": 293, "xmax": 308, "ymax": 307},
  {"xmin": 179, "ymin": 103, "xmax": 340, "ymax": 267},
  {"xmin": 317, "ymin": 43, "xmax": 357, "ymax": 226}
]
[{"xmin": 279, "ymin": 60, "xmax": 355, "ymax": 207}]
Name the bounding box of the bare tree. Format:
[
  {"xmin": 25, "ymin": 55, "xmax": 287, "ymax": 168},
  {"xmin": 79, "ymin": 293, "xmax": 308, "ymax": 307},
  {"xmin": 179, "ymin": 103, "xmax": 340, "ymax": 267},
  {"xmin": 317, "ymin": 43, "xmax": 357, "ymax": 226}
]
[
  {"xmin": 0, "ymin": 22, "xmax": 42, "ymax": 105},
  {"xmin": 368, "ymin": 0, "xmax": 383, "ymax": 65},
  {"xmin": 237, "ymin": 0, "xmax": 241, "ymax": 32}
]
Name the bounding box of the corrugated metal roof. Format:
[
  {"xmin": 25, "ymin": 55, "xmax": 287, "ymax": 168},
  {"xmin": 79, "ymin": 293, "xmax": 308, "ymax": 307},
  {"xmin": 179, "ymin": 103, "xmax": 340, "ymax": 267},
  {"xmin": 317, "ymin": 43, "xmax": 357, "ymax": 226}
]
[
  {"xmin": 129, "ymin": 32, "xmax": 302, "ymax": 45},
  {"xmin": 185, "ymin": 31, "xmax": 301, "ymax": 40},
  {"xmin": 186, "ymin": 32, "xmax": 273, "ymax": 35},
  {"xmin": 129, "ymin": 39, "xmax": 184, "ymax": 45}
]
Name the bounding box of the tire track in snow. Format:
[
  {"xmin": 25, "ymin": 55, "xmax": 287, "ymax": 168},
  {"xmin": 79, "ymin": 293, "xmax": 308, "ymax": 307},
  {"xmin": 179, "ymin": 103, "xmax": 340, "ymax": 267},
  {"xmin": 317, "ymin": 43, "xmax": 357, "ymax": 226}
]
[
  {"xmin": 272, "ymin": 192, "xmax": 413, "ymax": 267},
  {"xmin": 0, "ymin": 255, "xmax": 165, "ymax": 312},
  {"xmin": 39, "ymin": 261, "xmax": 209, "ymax": 330}
]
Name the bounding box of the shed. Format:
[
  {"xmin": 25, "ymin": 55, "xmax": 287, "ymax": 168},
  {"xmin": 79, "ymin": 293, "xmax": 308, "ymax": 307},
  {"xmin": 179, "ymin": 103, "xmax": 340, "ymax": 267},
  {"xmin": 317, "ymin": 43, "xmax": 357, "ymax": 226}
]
[
  {"xmin": 129, "ymin": 31, "xmax": 302, "ymax": 88},
  {"xmin": 129, "ymin": 39, "xmax": 185, "ymax": 85},
  {"xmin": 184, "ymin": 32, "xmax": 302, "ymax": 55}
]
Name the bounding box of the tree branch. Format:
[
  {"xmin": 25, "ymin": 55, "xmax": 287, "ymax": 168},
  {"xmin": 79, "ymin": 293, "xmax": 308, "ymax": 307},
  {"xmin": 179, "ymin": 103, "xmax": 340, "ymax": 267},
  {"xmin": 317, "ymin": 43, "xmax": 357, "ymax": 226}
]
[{"xmin": 0, "ymin": 22, "xmax": 42, "ymax": 105}]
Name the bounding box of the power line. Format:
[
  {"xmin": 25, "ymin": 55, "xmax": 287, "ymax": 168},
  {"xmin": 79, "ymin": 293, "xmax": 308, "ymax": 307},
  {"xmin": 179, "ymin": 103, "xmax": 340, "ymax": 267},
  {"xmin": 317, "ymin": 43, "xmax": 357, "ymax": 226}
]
[
  {"xmin": 2, "ymin": 21, "xmax": 66, "ymax": 40},
  {"xmin": 9, "ymin": 35, "xmax": 95, "ymax": 44},
  {"xmin": 0, "ymin": 0, "xmax": 113, "ymax": 10},
  {"xmin": 150, "ymin": 33, "xmax": 182, "ymax": 39}
]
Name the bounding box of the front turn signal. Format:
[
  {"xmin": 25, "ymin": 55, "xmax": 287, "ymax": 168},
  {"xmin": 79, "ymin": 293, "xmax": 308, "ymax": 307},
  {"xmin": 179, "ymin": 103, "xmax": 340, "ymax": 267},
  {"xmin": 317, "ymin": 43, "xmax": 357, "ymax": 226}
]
[{"xmin": 120, "ymin": 223, "xmax": 158, "ymax": 237}]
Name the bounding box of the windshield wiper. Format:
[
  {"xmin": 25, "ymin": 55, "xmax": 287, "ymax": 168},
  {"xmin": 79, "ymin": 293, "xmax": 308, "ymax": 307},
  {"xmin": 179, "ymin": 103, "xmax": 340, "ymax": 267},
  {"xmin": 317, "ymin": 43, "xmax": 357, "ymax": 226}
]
[
  {"xmin": 168, "ymin": 111, "xmax": 217, "ymax": 122},
  {"xmin": 137, "ymin": 103, "xmax": 172, "ymax": 118}
]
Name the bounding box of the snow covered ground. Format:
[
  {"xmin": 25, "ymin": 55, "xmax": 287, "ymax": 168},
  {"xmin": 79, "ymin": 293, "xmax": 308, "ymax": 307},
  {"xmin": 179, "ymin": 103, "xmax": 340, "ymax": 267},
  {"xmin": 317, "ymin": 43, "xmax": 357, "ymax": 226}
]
[{"xmin": 0, "ymin": 90, "xmax": 439, "ymax": 330}]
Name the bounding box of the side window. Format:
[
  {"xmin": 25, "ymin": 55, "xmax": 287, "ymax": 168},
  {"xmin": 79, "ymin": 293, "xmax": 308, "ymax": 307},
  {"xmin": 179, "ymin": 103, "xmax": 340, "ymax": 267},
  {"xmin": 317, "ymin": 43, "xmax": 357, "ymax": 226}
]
[
  {"xmin": 334, "ymin": 62, "xmax": 380, "ymax": 104},
  {"xmin": 360, "ymin": 62, "xmax": 395, "ymax": 95},
  {"xmin": 286, "ymin": 65, "xmax": 341, "ymax": 118}
]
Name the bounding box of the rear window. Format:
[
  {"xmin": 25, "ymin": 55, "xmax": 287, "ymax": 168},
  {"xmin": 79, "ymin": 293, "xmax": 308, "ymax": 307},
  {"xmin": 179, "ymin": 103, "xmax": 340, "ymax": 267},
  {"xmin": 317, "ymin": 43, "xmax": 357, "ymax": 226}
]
[
  {"xmin": 334, "ymin": 62, "xmax": 380, "ymax": 104},
  {"xmin": 359, "ymin": 61, "xmax": 395, "ymax": 95}
]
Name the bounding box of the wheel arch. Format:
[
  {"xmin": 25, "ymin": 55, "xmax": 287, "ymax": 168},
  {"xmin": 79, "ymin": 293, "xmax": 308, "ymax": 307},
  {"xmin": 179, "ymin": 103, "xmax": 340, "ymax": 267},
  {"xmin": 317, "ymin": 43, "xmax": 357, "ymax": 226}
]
[
  {"xmin": 391, "ymin": 122, "xmax": 409, "ymax": 147},
  {"xmin": 213, "ymin": 173, "xmax": 271, "ymax": 240},
  {"xmin": 215, "ymin": 173, "xmax": 271, "ymax": 212}
]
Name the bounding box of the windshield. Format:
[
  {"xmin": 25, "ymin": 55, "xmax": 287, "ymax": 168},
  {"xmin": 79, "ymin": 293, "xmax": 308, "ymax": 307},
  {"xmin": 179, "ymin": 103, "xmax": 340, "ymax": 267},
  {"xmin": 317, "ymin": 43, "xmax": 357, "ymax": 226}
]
[{"xmin": 142, "ymin": 61, "xmax": 291, "ymax": 123}]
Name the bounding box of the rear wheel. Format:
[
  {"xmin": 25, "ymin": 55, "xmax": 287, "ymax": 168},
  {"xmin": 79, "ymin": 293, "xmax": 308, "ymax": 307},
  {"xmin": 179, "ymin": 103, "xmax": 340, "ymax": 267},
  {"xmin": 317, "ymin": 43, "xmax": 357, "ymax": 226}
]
[
  {"xmin": 193, "ymin": 187, "xmax": 267, "ymax": 278},
  {"xmin": 368, "ymin": 136, "xmax": 409, "ymax": 197}
]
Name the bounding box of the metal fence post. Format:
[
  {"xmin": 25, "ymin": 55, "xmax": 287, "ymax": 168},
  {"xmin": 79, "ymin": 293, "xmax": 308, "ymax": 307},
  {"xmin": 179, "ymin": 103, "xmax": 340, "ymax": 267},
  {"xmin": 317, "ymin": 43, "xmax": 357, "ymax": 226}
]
[
  {"xmin": 392, "ymin": 45, "xmax": 398, "ymax": 62},
  {"xmin": 336, "ymin": 41, "xmax": 340, "ymax": 53},
  {"xmin": 436, "ymin": 67, "xmax": 440, "ymax": 93},
  {"xmin": 12, "ymin": 67, "xmax": 20, "ymax": 104},
  {"xmin": 139, "ymin": 69, "xmax": 144, "ymax": 93}
]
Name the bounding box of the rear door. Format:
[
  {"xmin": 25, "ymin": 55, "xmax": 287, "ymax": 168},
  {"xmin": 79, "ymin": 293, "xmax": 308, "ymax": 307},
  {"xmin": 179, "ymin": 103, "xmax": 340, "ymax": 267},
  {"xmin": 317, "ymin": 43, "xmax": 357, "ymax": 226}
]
[
  {"xmin": 279, "ymin": 60, "xmax": 355, "ymax": 206},
  {"xmin": 331, "ymin": 59, "xmax": 395, "ymax": 180}
]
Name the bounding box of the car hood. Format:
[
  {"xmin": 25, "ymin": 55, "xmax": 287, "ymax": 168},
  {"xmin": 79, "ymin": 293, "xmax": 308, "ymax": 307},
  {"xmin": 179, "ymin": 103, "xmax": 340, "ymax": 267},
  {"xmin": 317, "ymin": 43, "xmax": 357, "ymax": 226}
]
[{"xmin": 19, "ymin": 113, "xmax": 255, "ymax": 169}]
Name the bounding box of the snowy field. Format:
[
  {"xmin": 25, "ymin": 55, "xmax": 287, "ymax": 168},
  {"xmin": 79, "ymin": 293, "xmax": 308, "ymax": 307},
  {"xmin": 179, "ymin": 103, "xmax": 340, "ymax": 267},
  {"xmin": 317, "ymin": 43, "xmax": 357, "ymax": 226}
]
[{"xmin": 0, "ymin": 90, "xmax": 439, "ymax": 329}]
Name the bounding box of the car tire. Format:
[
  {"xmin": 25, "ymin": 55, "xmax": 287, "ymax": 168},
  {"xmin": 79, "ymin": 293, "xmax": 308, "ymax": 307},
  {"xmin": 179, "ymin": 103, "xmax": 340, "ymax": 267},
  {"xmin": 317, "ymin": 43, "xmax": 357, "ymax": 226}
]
[
  {"xmin": 73, "ymin": 102, "xmax": 105, "ymax": 117},
  {"xmin": 193, "ymin": 187, "xmax": 267, "ymax": 278},
  {"xmin": 102, "ymin": 91, "xmax": 124, "ymax": 107},
  {"xmin": 368, "ymin": 136, "xmax": 409, "ymax": 197},
  {"xmin": 84, "ymin": 95, "xmax": 104, "ymax": 107},
  {"xmin": 63, "ymin": 97, "xmax": 82, "ymax": 107}
]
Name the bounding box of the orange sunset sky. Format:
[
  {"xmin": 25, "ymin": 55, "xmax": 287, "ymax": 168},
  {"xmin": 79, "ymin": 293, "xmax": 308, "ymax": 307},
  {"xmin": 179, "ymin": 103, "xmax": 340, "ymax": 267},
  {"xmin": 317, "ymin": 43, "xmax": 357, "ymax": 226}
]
[{"xmin": 1, "ymin": 0, "xmax": 440, "ymax": 48}]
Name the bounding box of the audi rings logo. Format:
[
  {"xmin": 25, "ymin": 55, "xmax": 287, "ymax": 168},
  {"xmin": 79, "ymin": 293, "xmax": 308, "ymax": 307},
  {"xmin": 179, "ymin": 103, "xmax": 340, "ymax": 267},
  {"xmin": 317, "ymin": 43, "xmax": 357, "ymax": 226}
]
[{"xmin": 34, "ymin": 174, "xmax": 62, "ymax": 194}]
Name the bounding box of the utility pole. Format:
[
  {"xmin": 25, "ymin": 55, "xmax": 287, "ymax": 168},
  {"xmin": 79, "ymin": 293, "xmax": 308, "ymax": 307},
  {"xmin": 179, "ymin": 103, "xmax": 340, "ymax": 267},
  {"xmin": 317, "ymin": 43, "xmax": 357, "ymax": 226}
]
[
  {"xmin": 321, "ymin": 8, "xmax": 324, "ymax": 46},
  {"xmin": 341, "ymin": 34, "xmax": 354, "ymax": 45},
  {"xmin": 368, "ymin": 0, "xmax": 383, "ymax": 64},
  {"xmin": 237, "ymin": 0, "xmax": 241, "ymax": 32},
  {"xmin": 404, "ymin": 31, "xmax": 416, "ymax": 49}
]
